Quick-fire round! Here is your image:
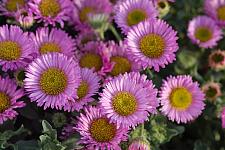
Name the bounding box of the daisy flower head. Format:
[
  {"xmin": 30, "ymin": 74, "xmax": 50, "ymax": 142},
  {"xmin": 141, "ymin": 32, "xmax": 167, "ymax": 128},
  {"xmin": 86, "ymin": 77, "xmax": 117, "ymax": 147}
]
[
  {"xmin": 30, "ymin": 27, "xmax": 76, "ymax": 57},
  {"xmin": 126, "ymin": 19, "xmax": 179, "ymax": 72},
  {"xmin": 0, "ymin": 0, "xmax": 27, "ymax": 17},
  {"xmin": 208, "ymin": 50, "xmax": 225, "ymax": 71},
  {"xmin": 28, "ymin": 0, "xmax": 73, "ymax": 27},
  {"xmin": 76, "ymin": 106, "xmax": 129, "ymax": 150},
  {"xmin": 75, "ymin": 41, "xmax": 113, "ymax": 76},
  {"xmin": 204, "ymin": 0, "xmax": 225, "ymax": 27},
  {"xmin": 24, "ymin": 53, "xmax": 81, "ymax": 110},
  {"xmin": 188, "ymin": 16, "xmax": 223, "ymax": 48},
  {"xmin": 202, "ymin": 82, "xmax": 222, "ymax": 102},
  {"xmin": 64, "ymin": 68, "xmax": 101, "ymax": 112},
  {"xmin": 0, "ymin": 77, "xmax": 25, "ymax": 124},
  {"xmin": 0, "ymin": 25, "xmax": 35, "ymax": 71},
  {"xmin": 74, "ymin": 0, "xmax": 112, "ymax": 26},
  {"xmin": 100, "ymin": 73, "xmax": 157, "ymax": 128},
  {"xmin": 114, "ymin": 0, "xmax": 158, "ymax": 34},
  {"xmin": 107, "ymin": 41, "xmax": 141, "ymax": 77},
  {"xmin": 159, "ymin": 75, "xmax": 205, "ymax": 124}
]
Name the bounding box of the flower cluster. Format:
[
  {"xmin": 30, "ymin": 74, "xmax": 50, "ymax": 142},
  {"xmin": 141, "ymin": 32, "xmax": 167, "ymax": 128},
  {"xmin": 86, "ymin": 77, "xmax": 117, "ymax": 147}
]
[{"xmin": 0, "ymin": 0, "xmax": 224, "ymax": 150}]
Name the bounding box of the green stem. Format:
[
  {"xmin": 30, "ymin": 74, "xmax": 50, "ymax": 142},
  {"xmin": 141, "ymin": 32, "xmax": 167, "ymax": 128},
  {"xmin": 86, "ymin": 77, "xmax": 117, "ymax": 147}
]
[
  {"xmin": 109, "ymin": 25, "xmax": 122, "ymax": 41},
  {"xmin": 141, "ymin": 124, "xmax": 145, "ymax": 136}
]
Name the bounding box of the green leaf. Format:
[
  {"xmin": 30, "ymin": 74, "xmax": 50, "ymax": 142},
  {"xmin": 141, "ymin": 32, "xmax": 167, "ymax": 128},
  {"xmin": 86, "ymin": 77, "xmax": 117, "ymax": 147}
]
[
  {"xmin": 14, "ymin": 140, "xmax": 40, "ymax": 150},
  {"xmin": 42, "ymin": 120, "xmax": 57, "ymax": 139},
  {"xmin": 194, "ymin": 141, "xmax": 210, "ymax": 150},
  {"xmin": 62, "ymin": 134, "xmax": 83, "ymax": 150},
  {"xmin": 0, "ymin": 125, "xmax": 27, "ymax": 149}
]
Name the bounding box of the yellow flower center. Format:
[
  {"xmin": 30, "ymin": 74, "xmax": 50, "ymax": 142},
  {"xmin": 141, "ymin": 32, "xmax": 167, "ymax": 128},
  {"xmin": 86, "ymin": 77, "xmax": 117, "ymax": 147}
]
[
  {"xmin": 0, "ymin": 41, "xmax": 21, "ymax": 61},
  {"xmin": 0, "ymin": 92, "xmax": 11, "ymax": 113},
  {"xmin": 110, "ymin": 56, "xmax": 131, "ymax": 76},
  {"xmin": 112, "ymin": 91, "xmax": 137, "ymax": 116},
  {"xmin": 90, "ymin": 118, "xmax": 116, "ymax": 142},
  {"xmin": 79, "ymin": 53, "xmax": 103, "ymax": 71},
  {"xmin": 5, "ymin": 0, "xmax": 25, "ymax": 12},
  {"xmin": 127, "ymin": 9, "xmax": 147, "ymax": 26},
  {"xmin": 77, "ymin": 81, "xmax": 89, "ymax": 100},
  {"xmin": 40, "ymin": 68, "xmax": 67, "ymax": 95},
  {"xmin": 195, "ymin": 27, "xmax": 212, "ymax": 42},
  {"xmin": 217, "ymin": 6, "xmax": 225, "ymax": 21},
  {"xmin": 139, "ymin": 34, "xmax": 165, "ymax": 58},
  {"xmin": 39, "ymin": 42, "xmax": 61, "ymax": 54},
  {"xmin": 170, "ymin": 88, "xmax": 192, "ymax": 110},
  {"xmin": 39, "ymin": 0, "xmax": 61, "ymax": 17},
  {"xmin": 79, "ymin": 7, "xmax": 94, "ymax": 22}
]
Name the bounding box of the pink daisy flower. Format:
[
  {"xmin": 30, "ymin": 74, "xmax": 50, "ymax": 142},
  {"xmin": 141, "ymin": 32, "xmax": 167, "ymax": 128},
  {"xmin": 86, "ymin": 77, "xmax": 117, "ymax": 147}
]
[
  {"xmin": 64, "ymin": 68, "xmax": 101, "ymax": 112},
  {"xmin": 28, "ymin": 0, "xmax": 73, "ymax": 27},
  {"xmin": 24, "ymin": 53, "xmax": 81, "ymax": 110},
  {"xmin": 222, "ymin": 107, "xmax": 225, "ymax": 128},
  {"xmin": 73, "ymin": 0, "xmax": 112, "ymax": 26},
  {"xmin": 208, "ymin": 50, "xmax": 225, "ymax": 71},
  {"xmin": 0, "ymin": 25, "xmax": 35, "ymax": 71},
  {"xmin": 204, "ymin": 0, "xmax": 225, "ymax": 27},
  {"xmin": 188, "ymin": 16, "xmax": 223, "ymax": 48},
  {"xmin": 114, "ymin": 0, "xmax": 158, "ymax": 34},
  {"xmin": 159, "ymin": 75, "xmax": 205, "ymax": 124},
  {"xmin": 126, "ymin": 19, "xmax": 179, "ymax": 72},
  {"xmin": 100, "ymin": 73, "xmax": 157, "ymax": 128},
  {"xmin": 106, "ymin": 41, "xmax": 141, "ymax": 77},
  {"xmin": 74, "ymin": 41, "xmax": 113, "ymax": 76},
  {"xmin": 30, "ymin": 27, "xmax": 75, "ymax": 57},
  {"xmin": 0, "ymin": 0, "xmax": 27, "ymax": 17},
  {"xmin": 0, "ymin": 77, "xmax": 25, "ymax": 124},
  {"xmin": 76, "ymin": 106, "xmax": 129, "ymax": 150}
]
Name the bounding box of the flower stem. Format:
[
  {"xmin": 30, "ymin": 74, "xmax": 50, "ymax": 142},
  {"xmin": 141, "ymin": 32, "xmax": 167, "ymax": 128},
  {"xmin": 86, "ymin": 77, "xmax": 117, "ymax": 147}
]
[{"xmin": 109, "ymin": 24, "xmax": 122, "ymax": 41}]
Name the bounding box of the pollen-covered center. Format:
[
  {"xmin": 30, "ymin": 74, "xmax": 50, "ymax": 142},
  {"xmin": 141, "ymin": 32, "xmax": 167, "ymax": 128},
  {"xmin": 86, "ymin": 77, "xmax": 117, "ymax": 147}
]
[
  {"xmin": 170, "ymin": 88, "xmax": 192, "ymax": 110},
  {"xmin": 205, "ymin": 87, "xmax": 217, "ymax": 98},
  {"xmin": 127, "ymin": 9, "xmax": 147, "ymax": 26},
  {"xmin": 5, "ymin": 0, "xmax": 25, "ymax": 12},
  {"xmin": 39, "ymin": 0, "xmax": 61, "ymax": 17},
  {"xmin": 40, "ymin": 68, "xmax": 67, "ymax": 95},
  {"xmin": 79, "ymin": 53, "xmax": 103, "ymax": 71},
  {"xmin": 110, "ymin": 56, "xmax": 131, "ymax": 76},
  {"xmin": 0, "ymin": 92, "xmax": 11, "ymax": 113},
  {"xmin": 90, "ymin": 118, "xmax": 116, "ymax": 142},
  {"xmin": 77, "ymin": 81, "xmax": 89, "ymax": 100},
  {"xmin": 139, "ymin": 34, "xmax": 165, "ymax": 58},
  {"xmin": 195, "ymin": 27, "xmax": 212, "ymax": 42},
  {"xmin": 112, "ymin": 91, "xmax": 137, "ymax": 116},
  {"xmin": 79, "ymin": 7, "xmax": 94, "ymax": 22},
  {"xmin": 0, "ymin": 41, "xmax": 21, "ymax": 61},
  {"xmin": 39, "ymin": 42, "xmax": 61, "ymax": 54},
  {"xmin": 211, "ymin": 53, "xmax": 224, "ymax": 63},
  {"xmin": 217, "ymin": 6, "xmax": 225, "ymax": 21}
]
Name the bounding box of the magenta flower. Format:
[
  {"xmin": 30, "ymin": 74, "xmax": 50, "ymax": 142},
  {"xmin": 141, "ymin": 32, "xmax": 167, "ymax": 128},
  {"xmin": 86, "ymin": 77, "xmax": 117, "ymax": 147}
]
[
  {"xmin": 30, "ymin": 27, "xmax": 76, "ymax": 57},
  {"xmin": 126, "ymin": 19, "xmax": 179, "ymax": 72},
  {"xmin": 100, "ymin": 73, "xmax": 157, "ymax": 128},
  {"xmin": 64, "ymin": 68, "xmax": 101, "ymax": 112},
  {"xmin": 114, "ymin": 0, "xmax": 158, "ymax": 34},
  {"xmin": 74, "ymin": 41, "xmax": 113, "ymax": 76},
  {"xmin": 204, "ymin": 0, "xmax": 225, "ymax": 27},
  {"xmin": 0, "ymin": 0, "xmax": 27, "ymax": 17},
  {"xmin": 28, "ymin": 0, "xmax": 73, "ymax": 27},
  {"xmin": 76, "ymin": 106, "xmax": 128, "ymax": 150},
  {"xmin": 159, "ymin": 75, "xmax": 205, "ymax": 124},
  {"xmin": 0, "ymin": 77, "xmax": 25, "ymax": 124},
  {"xmin": 24, "ymin": 53, "xmax": 81, "ymax": 110},
  {"xmin": 188, "ymin": 16, "xmax": 223, "ymax": 48},
  {"xmin": 222, "ymin": 107, "xmax": 225, "ymax": 128},
  {"xmin": 0, "ymin": 25, "xmax": 35, "ymax": 71}
]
